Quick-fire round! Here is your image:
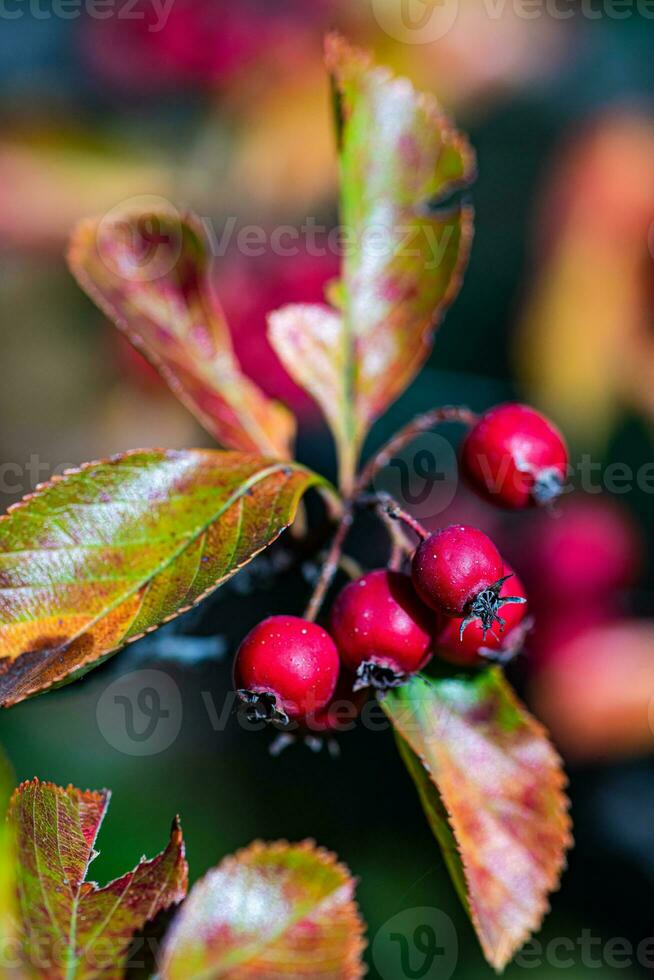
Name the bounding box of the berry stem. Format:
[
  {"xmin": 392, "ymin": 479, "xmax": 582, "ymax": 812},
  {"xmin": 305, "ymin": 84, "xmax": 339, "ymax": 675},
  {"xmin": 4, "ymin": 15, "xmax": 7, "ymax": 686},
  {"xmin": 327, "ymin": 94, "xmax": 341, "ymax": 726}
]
[
  {"xmin": 356, "ymin": 405, "xmax": 478, "ymax": 492},
  {"xmin": 357, "ymin": 492, "xmax": 430, "ymax": 541},
  {"xmin": 304, "ymin": 506, "xmax": 354, "ymax": 622}
]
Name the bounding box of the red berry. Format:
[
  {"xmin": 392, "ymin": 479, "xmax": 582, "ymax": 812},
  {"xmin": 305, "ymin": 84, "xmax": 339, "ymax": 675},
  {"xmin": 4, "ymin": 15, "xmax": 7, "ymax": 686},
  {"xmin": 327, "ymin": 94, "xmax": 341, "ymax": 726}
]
[
  {"xmin": 436, "ymin": 564, "xmax": 529, "ymax": 666},
  {"xmin": 412, "ymin": 525, "xmax": 502, "ymax": 614},
  {"xmin": 301, "ymin": 672, "xmax": 369, "ymax": 737},
  {"xmin": 521, "ymin": 496, "xmax": 641, "ymax": 610},
  {"xmin": 461, "ymin": 403, "xmax": 568, "ymax": 509},
  {"xmin": 330, "ymin": 570, "xmax": 434, "ymax": 690},
  {"xmin": 234, "ymin": 615, "xmax": 340, "ymax": 725},
  {"xmin": 412, "ymin": 525, "xmax": 524, "ymax": 638}
]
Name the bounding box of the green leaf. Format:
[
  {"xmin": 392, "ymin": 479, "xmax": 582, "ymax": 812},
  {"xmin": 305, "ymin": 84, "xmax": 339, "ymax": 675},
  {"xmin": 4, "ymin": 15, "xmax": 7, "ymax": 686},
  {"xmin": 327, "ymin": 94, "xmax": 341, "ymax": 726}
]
[
  {"xmin": 68, "ymin": 207, "xmax": 295, "ymax": 458},
  {"xmin": 8, "ymin": 779, "xmax": 187, "ymax": 979},
  {"xmin": 269, "ymin": 36, "xmax": 475, "ymax": 491},
  {"xmin": 0, "ymin": 450, "xmax": 325, "ymax": 706},
  {"xmin": 160, "ymin": 840, "xmax": 366, "ymax": 979},
  {"xmin": 382, "ymin": 671, "xmax": 572, "ymax": 972},
  {"xmin": 0, "ymin": 751, "xmax": 19, "ymax": 976}
]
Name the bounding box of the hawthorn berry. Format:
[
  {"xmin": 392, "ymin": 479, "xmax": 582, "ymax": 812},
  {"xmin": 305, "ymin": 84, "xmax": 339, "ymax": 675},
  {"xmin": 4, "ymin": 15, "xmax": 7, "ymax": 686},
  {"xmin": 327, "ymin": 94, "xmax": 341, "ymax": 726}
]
[
  {"xmin": 234, "ymin": 615, "xmax": 340, "ymax": 726},
  {"xmin": 301, "ymin": 672, "xmax": 369, "ymax": 736},
  {"xmin": 330, "ymin": 570, "xmax": 434, "ymax": 690},
  {"xmin": 412, "ymin": 525, "xmax": 525, "ymax": 638},
  {"xmin": 461, "ymin": 403, "xmax": 568, "ymax": 508},
  {"xmin": 436, "ymin": 564, "xmax": 529, "ymax": 666}
]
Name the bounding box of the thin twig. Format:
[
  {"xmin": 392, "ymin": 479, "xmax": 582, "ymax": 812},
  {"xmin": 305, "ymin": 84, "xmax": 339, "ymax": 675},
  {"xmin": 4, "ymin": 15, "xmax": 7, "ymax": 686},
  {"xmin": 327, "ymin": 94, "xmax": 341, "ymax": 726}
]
[
  {"xmin": 356, "ymin": 405, "xmax": 478, "ymax": 492},
  {"xmin": 304, "ymin": 507, "xmax": 354, "ymax": 622}
]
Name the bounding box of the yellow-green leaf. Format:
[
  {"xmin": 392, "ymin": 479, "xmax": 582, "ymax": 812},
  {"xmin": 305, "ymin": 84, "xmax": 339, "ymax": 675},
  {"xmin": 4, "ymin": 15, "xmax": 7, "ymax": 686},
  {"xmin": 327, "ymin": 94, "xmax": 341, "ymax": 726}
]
[
  {"xmin": 0, "ymin": 450, "xmax": 324, "ymax": 706},
  {"xmin": 269, "ymin": 37, "xmax": 475, "ymax": 491}
]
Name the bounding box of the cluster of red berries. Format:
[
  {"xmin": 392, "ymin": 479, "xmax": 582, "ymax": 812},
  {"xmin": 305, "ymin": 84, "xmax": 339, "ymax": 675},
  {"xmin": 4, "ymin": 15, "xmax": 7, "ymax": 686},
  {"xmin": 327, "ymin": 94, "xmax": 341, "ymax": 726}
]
[{"xmin": 234, "ymin": 403, "xmax": 567, "ymax": 733}]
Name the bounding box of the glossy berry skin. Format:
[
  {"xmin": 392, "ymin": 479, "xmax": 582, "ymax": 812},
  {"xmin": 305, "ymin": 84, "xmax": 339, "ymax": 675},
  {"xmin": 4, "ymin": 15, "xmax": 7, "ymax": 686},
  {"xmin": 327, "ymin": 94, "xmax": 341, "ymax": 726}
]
[
  {"xmin": 462, "ymin": 403, "xmax": 568, "ymax": 509},
  {"xmin": 412, "ymin": 525, "xmax": 503, "ymax": 617},
  {"xmin": 436, "ymin": 565, "xmax": 528, "ymax": 666},
  {"xmin": 300, "ymin": 672, "xmax": 369, "ymax": 736},
  {"xmin": 234, "ymin": 616, "xmax": 339, "ymax": 723},
  {"xmin": 330, "ymin": 570, "xmax": 434, "ymax": 687}
]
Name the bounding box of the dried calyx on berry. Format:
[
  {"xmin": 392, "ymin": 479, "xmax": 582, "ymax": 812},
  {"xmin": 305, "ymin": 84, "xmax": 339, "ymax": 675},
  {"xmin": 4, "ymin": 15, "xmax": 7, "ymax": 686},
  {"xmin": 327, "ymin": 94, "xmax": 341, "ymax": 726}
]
[
  {"xmin": 330, "ymin": 570, "xmax": 434, "ymax": 692},
  {"xmin": 436, "ymin": 563, "xmax": 530, "ymax": 667},
  {"xmin": 412, "ymin": 525, "xmax": 526, "ymax": 640},
  {"xmin": 458, "ymin": 573, "xmax": 526, "ymax": 640},
  {"xmin": 461, "ymin": 403, "xmax": 569, "ymax": 509},
  {"xmin": 233, "ymin": 615, "xmax": 340, "ymax": 728}
]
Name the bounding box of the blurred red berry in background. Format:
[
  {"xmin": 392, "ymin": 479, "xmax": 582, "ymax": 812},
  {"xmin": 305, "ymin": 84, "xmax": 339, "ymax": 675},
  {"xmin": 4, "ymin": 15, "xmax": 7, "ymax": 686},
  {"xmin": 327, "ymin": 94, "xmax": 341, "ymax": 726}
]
[
  {"xmin": 80, "ymin": 0, "xmax": 337, "ymax": 92},
  {"xmin": 216, "ymin": 248, "xmax": 340, "ymax": 420},
  {"xmin": 519, "ymin": 495, "xmax": 641, "ymax": 613}
]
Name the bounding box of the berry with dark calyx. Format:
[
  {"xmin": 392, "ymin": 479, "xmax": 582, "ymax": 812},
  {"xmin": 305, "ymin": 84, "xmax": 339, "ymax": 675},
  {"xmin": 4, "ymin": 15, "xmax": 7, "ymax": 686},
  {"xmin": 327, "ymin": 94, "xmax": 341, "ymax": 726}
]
[
  {"xmin": 303, "ymin": 673, "xmax": 369, "ymax": 736},
  {"xmin": 330, "ymin": 570, "xmax": 434, "ymax": 692},
  {"xmin": 436, "ymin": 564, "xmax": 529, "ymax": 666},
  {"xmin": 461, "ymin": 403, "xmax": 568, "ymax": 509},
  {"xmin": 234, "ymin": 615, "xmax": 340, "ymax": 726},
  {"xmin": 412, "ymin": 525, "xmax": 525, "ymax": 639},
  {"xmin": 269, "ymin": 674, "xmax": 369, "ymax": 758}
]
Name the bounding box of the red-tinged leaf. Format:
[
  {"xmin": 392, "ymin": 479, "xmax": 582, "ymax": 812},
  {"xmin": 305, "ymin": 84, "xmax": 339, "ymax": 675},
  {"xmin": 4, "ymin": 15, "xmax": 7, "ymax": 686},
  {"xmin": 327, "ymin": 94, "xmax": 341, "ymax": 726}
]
[
  {"xmin": 68, "ymin": 207, "xmax": 295, "ymax": 458},
  {"xmin": 160, "ymin": 840, "xmax": 366, "ymax": 979},
  {"xmin": 382, "ymin": 671, "xmax": 572, "ymax": 972},
  {"xmin": 8, "ymin": 779, "xmax": 188, "ymax": 979},
  {"xmin": 269, "ymin": 36, "xmax": 474, "ymax": 489},
  {"xmin": 0, "ymin": 450, "xmax": 325, "ymax": 707}
]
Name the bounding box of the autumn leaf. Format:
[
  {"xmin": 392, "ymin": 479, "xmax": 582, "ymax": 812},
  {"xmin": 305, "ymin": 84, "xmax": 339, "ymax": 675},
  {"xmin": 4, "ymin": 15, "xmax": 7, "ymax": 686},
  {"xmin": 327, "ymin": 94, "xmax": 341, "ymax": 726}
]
[
  {"xmin": 68, "ymin": 206, "xmax": 295, "ymax": 458},
  {"xmin": 0, "ymin": 450, "xmax": 325, "ymax": 707},
  {"xmin": 269, "ymin": 36, "xmax": 474, "ymax": 490},
  {"xmin": 8, "ymin": 779, "xmax": 187, "ymax": 979},
  {"xmin": 160, "ymin": 840, "xmax": 366, "ymax": 979},
  {"xmin": 382, "ymin": 670, "xmax": 572, "ymax": 972}
]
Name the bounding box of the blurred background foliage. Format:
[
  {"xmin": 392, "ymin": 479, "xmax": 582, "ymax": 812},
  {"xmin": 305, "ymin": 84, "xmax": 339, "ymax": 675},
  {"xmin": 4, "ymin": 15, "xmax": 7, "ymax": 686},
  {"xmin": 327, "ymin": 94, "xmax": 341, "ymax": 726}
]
[{"xmin": 2, "ymin": 2, "xmax": 654, "ymax": 976}]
